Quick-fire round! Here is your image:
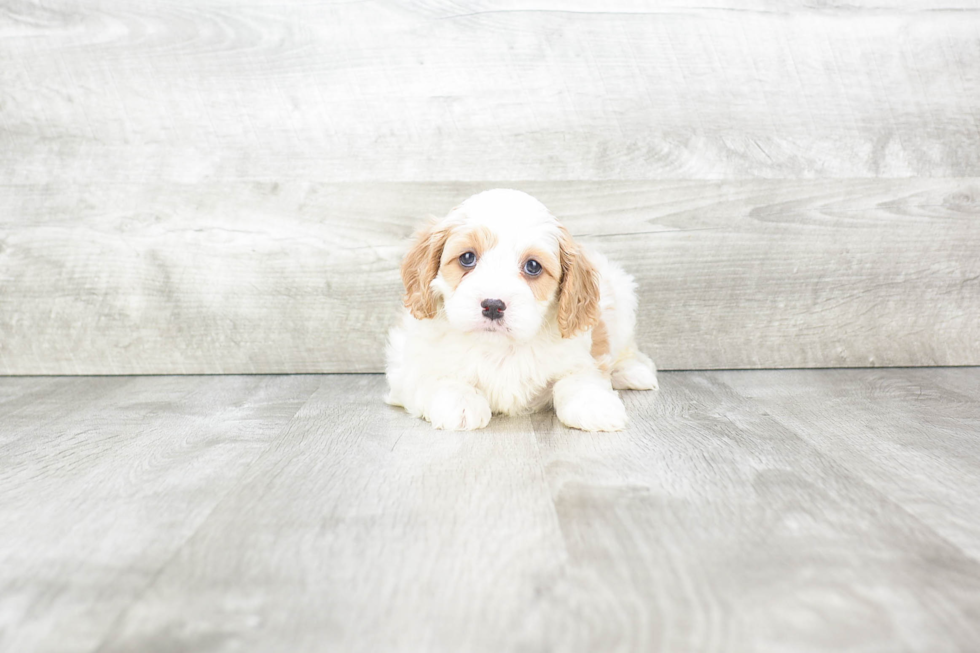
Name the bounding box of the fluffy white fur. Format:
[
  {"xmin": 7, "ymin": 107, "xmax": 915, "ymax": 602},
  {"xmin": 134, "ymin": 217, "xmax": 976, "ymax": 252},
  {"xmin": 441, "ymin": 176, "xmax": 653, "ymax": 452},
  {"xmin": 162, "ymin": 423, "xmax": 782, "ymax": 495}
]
[{"xmin": 385, "ymin": 189, "xmax": 657, "ymax": 432}]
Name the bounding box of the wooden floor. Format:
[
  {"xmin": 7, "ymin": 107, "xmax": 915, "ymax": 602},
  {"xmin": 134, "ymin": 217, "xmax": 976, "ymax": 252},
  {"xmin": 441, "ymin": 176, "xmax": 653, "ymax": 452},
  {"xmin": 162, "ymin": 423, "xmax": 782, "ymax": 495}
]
[{"xmin": 1, "ymin": 369, "xmax": 979, "ymax": 652}]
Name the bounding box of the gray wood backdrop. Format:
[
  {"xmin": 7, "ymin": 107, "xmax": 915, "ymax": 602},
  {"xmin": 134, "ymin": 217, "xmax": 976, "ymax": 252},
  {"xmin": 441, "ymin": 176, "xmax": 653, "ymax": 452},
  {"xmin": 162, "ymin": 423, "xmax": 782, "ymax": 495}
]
[{"xmin": 1, "ymin": 0, "xmax": 978, "ymax": 374}]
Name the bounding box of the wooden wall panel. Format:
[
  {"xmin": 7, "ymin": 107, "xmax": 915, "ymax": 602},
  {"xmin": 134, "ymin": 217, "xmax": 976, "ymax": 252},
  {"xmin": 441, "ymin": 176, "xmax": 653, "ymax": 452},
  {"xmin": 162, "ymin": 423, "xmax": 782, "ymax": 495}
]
[
  {"xmin": 1, "ymin": 1, "xmax": 979, "ymax": 373},
  {"xmin": 3, "ymin": 1, "xmax": 980, "ymax": 183},
  {"xmin": 1, "ymin": 180, "xmax": 976, "ymax": 373}
]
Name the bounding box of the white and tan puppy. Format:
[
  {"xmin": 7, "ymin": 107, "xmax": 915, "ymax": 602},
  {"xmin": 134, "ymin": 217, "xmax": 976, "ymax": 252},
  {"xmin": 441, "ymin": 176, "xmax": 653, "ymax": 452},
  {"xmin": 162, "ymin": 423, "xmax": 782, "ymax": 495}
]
[{"xmin": 385, "ymin": 189, "xmax": 657, "ymax": 431}]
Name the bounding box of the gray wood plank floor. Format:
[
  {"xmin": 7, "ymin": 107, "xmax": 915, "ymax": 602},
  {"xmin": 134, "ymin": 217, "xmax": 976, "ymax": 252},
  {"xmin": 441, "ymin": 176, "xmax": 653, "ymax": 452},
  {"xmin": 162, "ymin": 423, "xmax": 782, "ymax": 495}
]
[{"xmin": 1, "ymin": 369, "xmax": 978, "ymax": 652}]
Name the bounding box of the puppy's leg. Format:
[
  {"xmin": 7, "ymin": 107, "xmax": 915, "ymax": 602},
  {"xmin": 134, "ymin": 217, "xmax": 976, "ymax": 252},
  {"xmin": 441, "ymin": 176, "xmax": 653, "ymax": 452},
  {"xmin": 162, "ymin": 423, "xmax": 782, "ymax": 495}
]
[
  {"xmin": 423, "ymin": 380, "xmax": 492, "ymax": 431},
  {"xmin": 553, "ymin": 368, "xmax": 626, "ymax": 432},
  {"xmin": 612, "ymin": 348, "xmax": 659, "ymax": 391},
  {"xmin": 590, "ymin": 251, "xmax": 659, "ymax": 392}
]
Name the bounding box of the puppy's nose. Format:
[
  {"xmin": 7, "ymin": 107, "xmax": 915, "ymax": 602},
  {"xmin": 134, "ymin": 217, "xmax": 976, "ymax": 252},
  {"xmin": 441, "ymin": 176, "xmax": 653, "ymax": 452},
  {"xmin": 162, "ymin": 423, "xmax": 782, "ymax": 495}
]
[{"xmin": 481, "ymin": 298, "xmax": 506, "ymax": 321}]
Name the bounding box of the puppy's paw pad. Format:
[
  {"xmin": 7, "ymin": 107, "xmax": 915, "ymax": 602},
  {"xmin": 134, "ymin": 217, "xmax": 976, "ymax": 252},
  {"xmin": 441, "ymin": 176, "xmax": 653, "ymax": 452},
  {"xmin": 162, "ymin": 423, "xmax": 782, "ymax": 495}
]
[
  {"xmin": 612, "ymin": 359, "xmax": 659, "ymax": 391},
  {"xmin": 557, "ymin": 392, "xmax": 627, "ymax": 432},
  {"xmin": 428, "ymin": 389, "xmax": 492, "ymax": 431}
]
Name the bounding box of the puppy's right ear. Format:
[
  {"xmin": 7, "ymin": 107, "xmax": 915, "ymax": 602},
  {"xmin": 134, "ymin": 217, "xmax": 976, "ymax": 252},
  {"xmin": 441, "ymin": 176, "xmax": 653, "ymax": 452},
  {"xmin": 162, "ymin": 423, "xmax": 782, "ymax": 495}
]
[{"xmin": 400, "ymin": 219, "xmax": 449, "ymax": 319}]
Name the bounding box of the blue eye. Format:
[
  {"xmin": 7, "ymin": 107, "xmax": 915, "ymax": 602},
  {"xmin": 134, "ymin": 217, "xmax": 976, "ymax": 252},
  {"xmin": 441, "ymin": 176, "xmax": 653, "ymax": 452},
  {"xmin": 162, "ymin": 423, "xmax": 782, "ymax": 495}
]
[
  {"xmin": 523, "ymin": 259, "xmax": 542, "ymax": 276},
  {"xmin": 459, "ymin": 251, "xmax": 477, "ymax": 268}
]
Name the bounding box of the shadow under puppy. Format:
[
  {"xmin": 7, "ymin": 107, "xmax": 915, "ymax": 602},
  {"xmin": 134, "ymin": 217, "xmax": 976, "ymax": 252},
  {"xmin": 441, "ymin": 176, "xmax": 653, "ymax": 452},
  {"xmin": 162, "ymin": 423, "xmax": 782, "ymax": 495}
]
[{"xmin": 386, "ymin": 189, "xmax": 657, "ymax": 431}]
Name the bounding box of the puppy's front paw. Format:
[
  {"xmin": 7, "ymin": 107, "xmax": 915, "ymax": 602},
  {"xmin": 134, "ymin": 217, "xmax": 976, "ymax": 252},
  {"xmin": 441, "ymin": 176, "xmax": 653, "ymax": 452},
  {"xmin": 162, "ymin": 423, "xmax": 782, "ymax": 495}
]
[
  {"xmin": 427, "ymin": 387, "xmax": 492, "ymax": 431},
  {"xmin": 556, "ymin": 390, "xmax": 627, "ymax": 432}
]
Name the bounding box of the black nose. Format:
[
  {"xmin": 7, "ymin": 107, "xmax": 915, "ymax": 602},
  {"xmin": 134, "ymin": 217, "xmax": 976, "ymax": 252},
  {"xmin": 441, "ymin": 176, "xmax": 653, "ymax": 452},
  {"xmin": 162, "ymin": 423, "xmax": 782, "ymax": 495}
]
[{"xmin": 481, "ymin": 298, "xmax": 506, "ymax": 321}]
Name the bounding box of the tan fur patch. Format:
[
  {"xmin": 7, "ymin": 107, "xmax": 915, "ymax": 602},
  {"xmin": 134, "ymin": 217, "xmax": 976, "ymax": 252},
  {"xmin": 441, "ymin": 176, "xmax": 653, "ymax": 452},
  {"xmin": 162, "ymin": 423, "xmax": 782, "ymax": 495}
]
[
  {"xmin": 590, "ymin": 318, "xmax": 613, "ymax": 376},
  {"xmin": 401, "ymin": 218, "xmax": 450, "ymax": 319},
  {"xmin": 590, "ymin": 317, "xmax": 611, "ymax": 360},
  {"xmin": 438, "ymin": 254, "xmax": 466, "ymax": 291},
  {"xmin": 439, "ymin": 225, "xmax": 498, "ymax": 290},
  {"xmin": 522, "ymin": 247, "xmax": 561, "ymax": 301},
  {"xmin": 556, "ymin": 226, "xmax": 601, "ymax": 338}
]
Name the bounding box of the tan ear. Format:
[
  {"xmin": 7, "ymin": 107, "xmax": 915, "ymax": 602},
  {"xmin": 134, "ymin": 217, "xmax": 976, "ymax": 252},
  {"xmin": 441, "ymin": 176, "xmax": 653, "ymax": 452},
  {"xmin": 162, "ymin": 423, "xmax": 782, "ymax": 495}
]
[
  {"xmin": 400, "ymin": 219, "xmax": 449, "ymax": 319},
  {"xmin": 557, "ymin": 226, "xmax": 601, "ymax": 338}
]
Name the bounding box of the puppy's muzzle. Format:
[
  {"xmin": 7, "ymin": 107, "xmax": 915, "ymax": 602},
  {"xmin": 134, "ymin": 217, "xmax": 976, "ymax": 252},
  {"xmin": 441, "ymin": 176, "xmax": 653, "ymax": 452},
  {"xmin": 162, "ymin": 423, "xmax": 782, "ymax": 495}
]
[{"xmin": 481, "ymin": 298, "xmax": 506, "ymax": 321}]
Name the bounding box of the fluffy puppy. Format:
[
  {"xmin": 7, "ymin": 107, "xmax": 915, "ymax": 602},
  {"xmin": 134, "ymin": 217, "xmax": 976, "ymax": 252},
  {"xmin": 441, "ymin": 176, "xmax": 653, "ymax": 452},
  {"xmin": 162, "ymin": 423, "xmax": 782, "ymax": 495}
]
[{"xmin": 385, "ymin": 189, "xmax": 657, "ymax": 431}]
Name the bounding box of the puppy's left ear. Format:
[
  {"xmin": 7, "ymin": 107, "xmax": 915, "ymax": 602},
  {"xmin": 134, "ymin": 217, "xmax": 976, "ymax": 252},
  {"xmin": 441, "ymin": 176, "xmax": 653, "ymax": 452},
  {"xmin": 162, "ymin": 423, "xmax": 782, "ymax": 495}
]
[
  {"xmin": 557, "ymin": 226, "xmax": 601, "ymax": 338},
  {"xmin": 401, "ymin": 218, "xmax": 450, "ymax": 319}
]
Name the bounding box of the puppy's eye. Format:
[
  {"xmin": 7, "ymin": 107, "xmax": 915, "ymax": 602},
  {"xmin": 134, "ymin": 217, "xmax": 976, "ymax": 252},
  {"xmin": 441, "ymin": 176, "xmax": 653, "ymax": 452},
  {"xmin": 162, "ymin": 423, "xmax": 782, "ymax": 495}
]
[
  {"xmin": 459, "ymin": 251, "xmax": 477, "ymax": 268},
  {"xmin": 523, "ymin": 259, "xmax": 542, "ymax": 276}
]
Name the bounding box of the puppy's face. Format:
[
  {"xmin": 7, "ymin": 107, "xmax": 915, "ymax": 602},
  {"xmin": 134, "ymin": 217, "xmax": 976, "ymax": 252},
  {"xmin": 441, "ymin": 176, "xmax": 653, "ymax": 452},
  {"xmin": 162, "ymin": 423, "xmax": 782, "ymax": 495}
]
[{"xmin": 400, "ymin": 189, "xmax": 600, "ymax": 341}]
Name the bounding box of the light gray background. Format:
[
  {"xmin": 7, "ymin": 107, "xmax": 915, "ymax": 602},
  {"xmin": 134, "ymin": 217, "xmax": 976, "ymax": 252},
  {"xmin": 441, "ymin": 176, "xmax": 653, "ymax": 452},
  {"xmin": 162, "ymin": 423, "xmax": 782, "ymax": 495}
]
[{"xmin": 2, "ymin": 0, "xmax": 978, "ymax": 374}]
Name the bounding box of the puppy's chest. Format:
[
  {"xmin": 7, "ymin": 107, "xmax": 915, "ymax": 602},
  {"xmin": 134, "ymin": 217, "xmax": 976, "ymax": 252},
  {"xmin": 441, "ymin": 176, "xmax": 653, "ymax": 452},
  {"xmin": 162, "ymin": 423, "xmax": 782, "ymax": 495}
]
[{"xmin": 465, "ymin": 345, "xmax": 562, "ymax": 415}]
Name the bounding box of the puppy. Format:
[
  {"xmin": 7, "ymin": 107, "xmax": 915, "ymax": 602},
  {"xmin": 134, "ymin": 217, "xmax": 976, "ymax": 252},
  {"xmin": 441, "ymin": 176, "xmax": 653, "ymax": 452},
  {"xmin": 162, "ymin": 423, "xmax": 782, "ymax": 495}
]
[{"xmin": 385, "ymin": 189, "xmax": 658, "ymax": 431}]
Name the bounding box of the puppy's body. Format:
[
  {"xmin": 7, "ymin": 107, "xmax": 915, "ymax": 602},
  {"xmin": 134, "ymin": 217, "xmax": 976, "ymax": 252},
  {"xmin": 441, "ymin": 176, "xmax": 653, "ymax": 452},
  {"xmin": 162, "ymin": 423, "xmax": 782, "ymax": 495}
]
[{"xmin": 386, "ymin": 189, "xmax": 657, "ymax": 431}]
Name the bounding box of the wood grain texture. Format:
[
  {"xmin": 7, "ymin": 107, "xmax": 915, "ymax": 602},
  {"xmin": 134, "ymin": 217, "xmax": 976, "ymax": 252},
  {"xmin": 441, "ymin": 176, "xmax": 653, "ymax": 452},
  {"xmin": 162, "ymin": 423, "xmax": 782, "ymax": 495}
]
[
  {"xmin": 711, "ymin": 367, "xmax": 980, "ymax": 558},
  {"xmin": 525, "ymin": 371, "xmax": 980, "ymax": 651},
  {"xmin": 2, "ymin": 179, "xmax": 977, "ymax": 373},
  {"xmin": 3, "ymin": 1, "xmax": 980, "ymax": 182},
  {"xmin": 0, "ymin": 374, "xmax": 320, "ymax": 653},
  {"xmin": 95, "ymin": 376, "xmax": 568, "ymax": 653},
  {"xmin": 2, "ymin": 370, "xmax": 979, "ymax": 652},
  {"xmin": 2, "ymin": 1, "xmax": 980, "ymax": 373}
]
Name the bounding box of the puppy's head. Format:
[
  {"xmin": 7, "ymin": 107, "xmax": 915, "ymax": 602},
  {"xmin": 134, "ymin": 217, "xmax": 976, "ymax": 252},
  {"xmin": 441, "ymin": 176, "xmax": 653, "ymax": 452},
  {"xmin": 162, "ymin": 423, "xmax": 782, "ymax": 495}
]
[{"xmin": 400, "ymin": 189, "xmax": 600, "ymax": 341}]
